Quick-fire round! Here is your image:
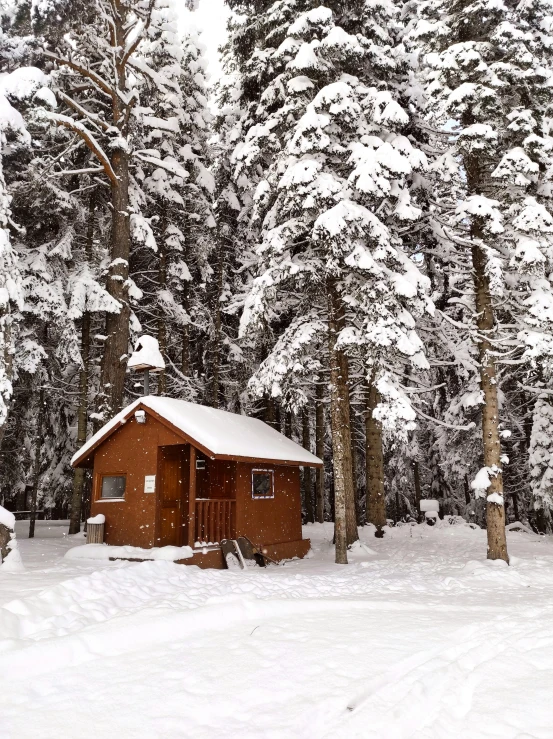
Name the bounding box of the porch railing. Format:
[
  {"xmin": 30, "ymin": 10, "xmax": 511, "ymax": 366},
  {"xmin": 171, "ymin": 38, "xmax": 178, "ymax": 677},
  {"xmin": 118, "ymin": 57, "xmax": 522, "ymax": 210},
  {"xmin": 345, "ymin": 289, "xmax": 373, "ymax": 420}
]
[{"xmin": 195, "ymin": 499, "xmax": 235, "ymax": 545}]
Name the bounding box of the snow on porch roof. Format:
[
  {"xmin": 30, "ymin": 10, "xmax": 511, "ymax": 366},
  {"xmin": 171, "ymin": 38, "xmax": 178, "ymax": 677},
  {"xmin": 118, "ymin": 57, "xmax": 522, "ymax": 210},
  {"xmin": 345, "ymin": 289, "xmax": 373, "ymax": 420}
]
[{"xmin": 71, "ymin": 395, "xmax": 323, "ymax": 468}]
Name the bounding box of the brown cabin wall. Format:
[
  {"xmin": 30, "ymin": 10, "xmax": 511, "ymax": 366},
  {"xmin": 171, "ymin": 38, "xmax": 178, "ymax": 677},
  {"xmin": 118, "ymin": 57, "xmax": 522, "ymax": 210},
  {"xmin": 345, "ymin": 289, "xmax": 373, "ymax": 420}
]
[
  {"xmin": 90, "ymin": 415, "xmax": 184, "ymax": 548},
  {"xmin": 235, "ymin": 463, "xmax": 302, "ymax": 546}
]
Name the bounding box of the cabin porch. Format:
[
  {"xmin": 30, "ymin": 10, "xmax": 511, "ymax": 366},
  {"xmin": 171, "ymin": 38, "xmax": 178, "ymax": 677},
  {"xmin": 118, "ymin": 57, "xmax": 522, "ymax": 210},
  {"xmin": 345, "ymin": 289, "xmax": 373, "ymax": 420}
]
[{"xmin": 157, "ymin": 443, "xmax": 238, "ymax": 550}]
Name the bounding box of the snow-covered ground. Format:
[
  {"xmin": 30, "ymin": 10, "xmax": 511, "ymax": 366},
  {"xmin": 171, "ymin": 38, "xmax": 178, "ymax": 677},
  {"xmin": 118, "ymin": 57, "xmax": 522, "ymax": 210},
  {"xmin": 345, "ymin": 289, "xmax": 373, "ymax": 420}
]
[{"xmin": 1, "ymin": 520, "xmax": 553, "ymax": 739}]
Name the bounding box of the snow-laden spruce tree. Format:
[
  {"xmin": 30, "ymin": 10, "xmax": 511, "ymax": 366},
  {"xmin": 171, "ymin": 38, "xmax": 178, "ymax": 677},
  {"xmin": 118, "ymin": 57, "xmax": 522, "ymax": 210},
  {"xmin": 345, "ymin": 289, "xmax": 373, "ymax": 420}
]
[
  {"xmin": 230, "ymin": 1, "xmax": 432, "ymax": 559},
  {"xmin": 0, "ymin": 118, "xmax": 22, "ymax": 448},
  {"xmin": 130, "ymin": 14, "xmax": 217, "ymax": 402},
  {"xmin": 409, "ymin": 0, "xmax": 553, "ymax": 560},
  {"xmin": 0, "ymin": 29, "xmax": 27, "ymax": 450},
  {"xmin": 30, "ymin": 0, "xmax": 196, "ymax": 420},
  {"xmin": 528, "ymin": 397, "xmax": 553, "ymax": 532}
]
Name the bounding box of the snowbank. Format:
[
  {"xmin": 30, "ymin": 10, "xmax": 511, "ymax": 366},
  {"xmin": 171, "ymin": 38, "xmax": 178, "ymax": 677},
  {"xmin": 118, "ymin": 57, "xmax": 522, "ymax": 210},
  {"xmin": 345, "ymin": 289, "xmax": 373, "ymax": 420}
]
[
  {"xmin": 0, "ymin": 504, "xmax": 15, "ymax": 530},
  {"xmin": 2, "ymin": 538, "xmax": 24, "ymax": 572},
  {"xmin": 65, "ymin": 543, "xmax": 194, "ymax": 562}
]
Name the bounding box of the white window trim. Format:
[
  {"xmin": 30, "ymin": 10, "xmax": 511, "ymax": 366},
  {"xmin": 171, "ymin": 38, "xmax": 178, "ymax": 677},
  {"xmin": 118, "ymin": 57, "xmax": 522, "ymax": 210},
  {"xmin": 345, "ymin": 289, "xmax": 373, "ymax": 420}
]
[
  {"xmin": 98, "ymin": 474, "xmax": 127, "ymax": 502},
  {"xmin": 251, "ymin": 469, "xmax": 275, "ymax": 500}
]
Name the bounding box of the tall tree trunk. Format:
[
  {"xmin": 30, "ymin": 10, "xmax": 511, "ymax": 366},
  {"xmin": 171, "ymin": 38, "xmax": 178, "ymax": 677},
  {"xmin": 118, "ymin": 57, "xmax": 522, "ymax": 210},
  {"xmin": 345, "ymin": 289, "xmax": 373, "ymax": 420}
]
[
  {"xmin": 414, "ymin": 459, "xmax": 422, "ymax": 517},
  {"xmin": 98, "ymin": 5, "xmax": 134, "ymax": 418},
  {"xmin": 157, "ymin": 204, "xmax": 167, "ymax": 395},
  {"xmin": 210, "ymin": 244, "xmax": 224, "ymax": 408},
  {"xmin": 351, "ymin": 416, "xmax": 362, "ymax": 525},
  {"xmin": 464, "ymin": 474, "xmax": 471, "ymax": 505},
  {"xmin": 264, "ymin": 396, "xmax": 277, "ymax": 428},
  {"xmin": 69, "ymin": 193, "xmax": 96, "ymax": 535},
  {"xmin": 181, "ymin": 190, "xmax": 191, "ymax": 382},
  {"xmin": 511, "ymin": 492, "xmax": 519, "ymax": 523},
  {"xmin": 302, "ymin": 407, "xmax": 314, "ymax": 523},
  {"xmin": 68, "ymin": 313, "xmax": 90, "ymax": 534},
  {"xmin": 0, "ymin": 317, "xmax": 14, "ymax": 451},
  {"xmin": 99, "ymin": 151, "xmax": 131, "ymax": 417},
  {"xmin": 464, "ymin": 124, "xmax": 509, "ymax": 563},
  {"xmin": 29, "ymin": 382, "xmax": 45, "ymax": 539},
  {"xmin": 284, "ymin": 411, "xmax": 292, "ymax": 439},
  {"xmin": 471, "ymin": 239, "xmax": 509, "ymax": 561},
  {"xmin": 327, "ymin": 277, "xmax": 356, "ymax": 563},
  {"xmin": 182, "ymin": 283, "xmax": 190, "ymax": 378},
  {"xmin": 366, "ymin": 381, "xmax": 386, "ymax": 536},
  {"xmin": 315, "ymin": 381, "xmax": 325, "ymax": 523}
]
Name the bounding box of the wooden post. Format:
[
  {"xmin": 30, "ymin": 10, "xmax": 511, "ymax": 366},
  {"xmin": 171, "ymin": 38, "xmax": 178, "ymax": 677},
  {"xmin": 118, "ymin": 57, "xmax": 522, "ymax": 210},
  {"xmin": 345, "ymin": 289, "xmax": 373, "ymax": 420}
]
[
  {"xmin": 188, "ymin": 446, "xmax": 197, "ymax": 548},
  {"xmin": 87, "ymin": 522, "xmax": 104, "ymax": 544}
]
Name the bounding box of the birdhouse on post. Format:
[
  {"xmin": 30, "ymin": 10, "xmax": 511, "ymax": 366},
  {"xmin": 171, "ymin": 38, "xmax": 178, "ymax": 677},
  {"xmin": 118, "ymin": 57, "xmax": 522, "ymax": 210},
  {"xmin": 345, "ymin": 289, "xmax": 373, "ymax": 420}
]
[{"xmin": 128, "ymin": 335, "xmax": 165, "ymax": 395}]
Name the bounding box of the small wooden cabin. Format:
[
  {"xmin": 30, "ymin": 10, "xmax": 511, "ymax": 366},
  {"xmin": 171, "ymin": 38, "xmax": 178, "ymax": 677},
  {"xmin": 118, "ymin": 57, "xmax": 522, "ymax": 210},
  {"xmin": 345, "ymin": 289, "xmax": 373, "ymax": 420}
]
[{"xmin": 71, "ymin": 396, "xmax": 322, "ymax": 568}]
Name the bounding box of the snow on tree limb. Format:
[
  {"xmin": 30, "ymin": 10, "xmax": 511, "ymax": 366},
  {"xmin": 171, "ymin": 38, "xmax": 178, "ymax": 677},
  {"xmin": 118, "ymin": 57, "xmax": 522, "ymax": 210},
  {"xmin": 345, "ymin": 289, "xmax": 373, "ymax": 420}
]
[{"xmin": 40, "ymin": 111, "xmax": 118, "ymax": 184}]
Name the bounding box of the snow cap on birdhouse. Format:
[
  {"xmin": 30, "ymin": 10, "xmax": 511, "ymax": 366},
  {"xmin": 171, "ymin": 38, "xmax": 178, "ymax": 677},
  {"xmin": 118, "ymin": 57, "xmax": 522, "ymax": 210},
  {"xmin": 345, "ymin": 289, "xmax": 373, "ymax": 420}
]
[{"xmin": 128, "ymin": 335, "xmax": 165, "ymax": 373}]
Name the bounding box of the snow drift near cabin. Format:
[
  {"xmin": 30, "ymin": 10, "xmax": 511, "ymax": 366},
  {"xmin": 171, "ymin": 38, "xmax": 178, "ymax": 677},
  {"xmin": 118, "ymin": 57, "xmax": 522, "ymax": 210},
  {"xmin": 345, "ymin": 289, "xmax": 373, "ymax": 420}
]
[{"xmin": 65, "ymin": 543, "xmax": 194, "ymax": 561}]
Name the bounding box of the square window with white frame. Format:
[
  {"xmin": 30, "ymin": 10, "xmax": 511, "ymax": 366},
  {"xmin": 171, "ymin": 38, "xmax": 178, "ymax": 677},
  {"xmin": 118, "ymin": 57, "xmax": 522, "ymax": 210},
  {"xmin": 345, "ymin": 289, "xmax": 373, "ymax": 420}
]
[
  {"xmin": 252, "ymin": 470, "xmax": 274, "ymax": 499},
  {"xmin": 100, "ymin": 475, "xmax": 126, "ymax": 500}
]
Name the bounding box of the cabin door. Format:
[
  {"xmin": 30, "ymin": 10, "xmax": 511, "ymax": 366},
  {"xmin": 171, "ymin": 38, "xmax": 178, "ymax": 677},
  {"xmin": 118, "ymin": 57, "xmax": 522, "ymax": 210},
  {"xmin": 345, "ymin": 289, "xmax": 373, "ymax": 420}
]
[{"xmin": 158, "ymin": 445, "xmax": 188, "ymax": 547}]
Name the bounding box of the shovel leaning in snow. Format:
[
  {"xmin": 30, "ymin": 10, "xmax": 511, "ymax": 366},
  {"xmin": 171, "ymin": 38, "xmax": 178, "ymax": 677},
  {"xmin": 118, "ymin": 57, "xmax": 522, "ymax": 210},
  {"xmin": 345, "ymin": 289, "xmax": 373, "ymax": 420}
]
[{"xmin": 220, "ymin": 537, "xmax": 278, "ymax": 569}]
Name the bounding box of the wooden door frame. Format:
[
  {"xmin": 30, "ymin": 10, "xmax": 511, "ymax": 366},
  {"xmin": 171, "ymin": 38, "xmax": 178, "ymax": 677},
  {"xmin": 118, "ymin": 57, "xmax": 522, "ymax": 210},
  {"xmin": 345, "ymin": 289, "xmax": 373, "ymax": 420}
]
[{"xmin": 155, "ymin": 444, "xmax": 189, "ymax": 547}]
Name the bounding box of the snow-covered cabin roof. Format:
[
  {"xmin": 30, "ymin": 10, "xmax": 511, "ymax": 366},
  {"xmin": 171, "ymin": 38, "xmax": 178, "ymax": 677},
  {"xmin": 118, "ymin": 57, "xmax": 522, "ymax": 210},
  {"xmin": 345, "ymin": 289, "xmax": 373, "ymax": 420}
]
[{"xmin": 71, "ymin": 396, "xmax": 323, "ymax": 468}]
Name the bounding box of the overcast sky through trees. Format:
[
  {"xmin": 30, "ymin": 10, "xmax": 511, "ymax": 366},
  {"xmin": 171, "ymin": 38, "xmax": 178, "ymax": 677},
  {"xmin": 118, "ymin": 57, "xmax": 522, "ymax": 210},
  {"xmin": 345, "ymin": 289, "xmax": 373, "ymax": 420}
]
[{"xmin": 178, "ymin": 0, "xmax": 230, "ymax": 86}]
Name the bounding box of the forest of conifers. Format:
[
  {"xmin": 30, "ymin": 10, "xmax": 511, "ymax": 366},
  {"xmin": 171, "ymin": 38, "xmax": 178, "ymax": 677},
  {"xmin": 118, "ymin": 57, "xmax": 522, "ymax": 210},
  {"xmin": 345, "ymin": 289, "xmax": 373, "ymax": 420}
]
[{"xmin": 1, "ymin": 0, "xmax": 553, "ymax": 563}]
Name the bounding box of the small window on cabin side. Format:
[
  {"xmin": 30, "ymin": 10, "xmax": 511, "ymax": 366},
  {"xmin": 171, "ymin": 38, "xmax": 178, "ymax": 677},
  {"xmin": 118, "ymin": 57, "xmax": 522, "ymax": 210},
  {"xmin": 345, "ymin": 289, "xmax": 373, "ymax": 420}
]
[
  {"xmin": 100, "ymin": 475, "xmax": 126, "ymax": 499},
  {"xmin": 252, "ymin": 470, "xmax": 274, "ymax": 499}
]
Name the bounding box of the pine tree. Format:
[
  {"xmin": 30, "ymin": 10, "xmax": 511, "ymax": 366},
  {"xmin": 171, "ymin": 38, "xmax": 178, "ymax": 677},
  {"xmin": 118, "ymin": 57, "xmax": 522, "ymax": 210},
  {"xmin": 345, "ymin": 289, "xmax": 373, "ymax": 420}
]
[
  {"xmin": 31, "ymin": 0, "xmax": 192, "ymax": 419},
  {"xmin": 130, "ymin": 14, "xmax": 216, "ymax": 403},
  {"xmin": 0, "ymin": 28, "xmax": 27, "ymax": 449},
  {"xmin": 228, "ymin": 1, "xmax": 431, "ymax": 560},
  {"xmin": 529, "ymin": 397, "xmax": 553, "ymax": 533},
  {"xmin": 410, "ymin": 0, "xmax": 553, "ymax": 560}
]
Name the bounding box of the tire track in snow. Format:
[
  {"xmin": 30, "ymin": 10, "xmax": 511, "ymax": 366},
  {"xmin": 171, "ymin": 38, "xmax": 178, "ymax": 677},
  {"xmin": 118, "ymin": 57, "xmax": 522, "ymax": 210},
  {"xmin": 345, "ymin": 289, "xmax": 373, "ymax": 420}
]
[{"xmin": 327, "ymin": 609, "xmax": 553, "ymax": 739}]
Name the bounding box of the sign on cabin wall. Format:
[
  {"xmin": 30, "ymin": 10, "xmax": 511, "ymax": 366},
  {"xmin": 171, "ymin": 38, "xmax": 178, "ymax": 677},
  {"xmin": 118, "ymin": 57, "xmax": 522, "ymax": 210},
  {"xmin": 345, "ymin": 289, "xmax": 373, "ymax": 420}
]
[{"xmin": 144, "ymin": 475, "xmax": 156, "ymax": 493}]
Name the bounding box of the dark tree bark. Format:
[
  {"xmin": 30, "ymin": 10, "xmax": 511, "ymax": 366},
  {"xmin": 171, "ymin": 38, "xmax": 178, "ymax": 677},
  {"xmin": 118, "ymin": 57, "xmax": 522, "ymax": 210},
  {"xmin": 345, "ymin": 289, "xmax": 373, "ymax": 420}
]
[
  {"xmin": 315, "ymin": 381, "xmax": 325, "ymax": 523},
  {"xmin": 302, "ymin": 407, "xmax": 314, "ymax": 523},
  {"xmin": 0, "ymin": 319, "xmax": 14, "ymax": 451},
  {"xmin": 157, "ymin": 204, "xmax": 167, "ymax": 395},
  {"xmin": 182, "ymin": 282, "xmax": 190, "ymax": 378},
  {"xmin": 210, "ymin": 244, "xmax": 224, "ymax": 408},
  {"xmin": 414, "ymin": 459, "xmax": 422, "ymax": 516},
  {"xmin": 69, "ymin": 193, "xmax": 96, "ymax": 535},
  {"xmin": 464, "ymin": 474, "xmax": 471, "ymax": 505},
  {"xmin": 29, "ymin": 382, "xmax": 45, "ymax": 539},
  {"xmin": 366, "ymin": 382, "xmax": 386, "ymax": 535},
  {"xmin": 463, "ymin": 116, "xmax": 509, "ymax": 563},
  {"xmin": 327, "ymin": 277, "xmax": 356, "ymax": 563},
  {"xmin": 284, "ymin": 411, "xmax": 292, "ymax": 439},
  {"xmin": 99, "ymin": 148, "xmax": 131, "ymax": 416},
  {"xmin": 471, "ymin": 237, "xmax": 508, "ymax": 561}
]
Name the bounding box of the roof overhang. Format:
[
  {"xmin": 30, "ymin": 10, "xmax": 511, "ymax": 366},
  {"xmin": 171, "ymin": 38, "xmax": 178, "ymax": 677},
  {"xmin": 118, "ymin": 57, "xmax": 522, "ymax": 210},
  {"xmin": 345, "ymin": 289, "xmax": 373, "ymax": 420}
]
[{"xmin": 72, "ymin": 401, "xmax": 324, "ymax": 469}]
